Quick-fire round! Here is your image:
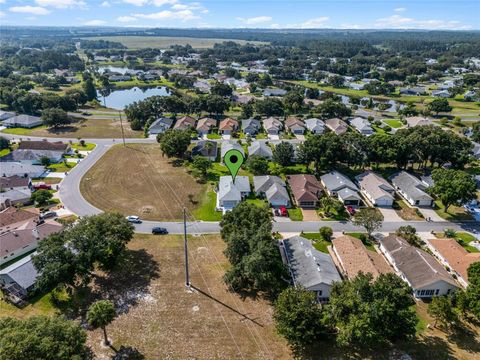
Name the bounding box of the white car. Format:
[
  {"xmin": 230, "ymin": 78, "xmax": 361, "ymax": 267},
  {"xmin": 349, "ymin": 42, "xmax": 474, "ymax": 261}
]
[{"xmin": 126, "ymin": 215, "xmax": 142, "ymax": 223}]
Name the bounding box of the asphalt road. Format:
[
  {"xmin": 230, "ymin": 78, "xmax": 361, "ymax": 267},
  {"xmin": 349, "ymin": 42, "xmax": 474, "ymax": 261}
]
[{"xmin": 4, "ymin": 132, "xmax": 479, "ymax": 235}]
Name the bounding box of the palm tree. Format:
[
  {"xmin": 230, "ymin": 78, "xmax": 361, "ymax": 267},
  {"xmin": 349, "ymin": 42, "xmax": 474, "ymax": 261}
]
[{"xmin": 87, "ymin": 300, "xmax": 116, "ymax": 346}]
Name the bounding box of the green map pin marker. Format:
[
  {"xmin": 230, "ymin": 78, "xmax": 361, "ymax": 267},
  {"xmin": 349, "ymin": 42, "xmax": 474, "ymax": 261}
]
[{"xmin": 224, "ymin": 149, "xmax": 244, "ymax": 183}]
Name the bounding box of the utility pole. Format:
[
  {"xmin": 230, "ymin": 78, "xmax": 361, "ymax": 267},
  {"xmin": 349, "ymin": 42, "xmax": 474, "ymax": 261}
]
[
  {"xmin": 183, "ymin": 208, "xmax": 190, "ymax": 288},
  {"xmin": 118, "ymin": 110, "xmax": 126, "ymax": 147}
]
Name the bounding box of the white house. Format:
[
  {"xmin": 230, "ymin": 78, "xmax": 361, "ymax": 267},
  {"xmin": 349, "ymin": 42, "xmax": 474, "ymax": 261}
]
[
  {"xmin": 320, "ymin": 171, "xmax": 362, "ymax": 206},
  {"xmin": 304, "ymin": 118, "xmax": 325, "ymax": 134},
  {"xmin": 389, "ymin": 171, "xmax": 433, "ymax": 207},
  {"xmin": 216, "ymin": 176, "xmax": 250, "ymax": 212},
  {"xmin": 379, "ymin": 235, "xmax": 459, "ymax": 298},
  {"xmin": 248, "ymin": 141, "xmax": 273, "ymax": 160},
  {"xmin": 281, "ymin": 236, "xmax": 342, "ymax": 303},
  {"xmin": 355, "ymin": 171, "xmax": 395, "ymax": 207},
  {"xmin": 350, "ymin": 117, "xmax": 374, "ymax": 136}
]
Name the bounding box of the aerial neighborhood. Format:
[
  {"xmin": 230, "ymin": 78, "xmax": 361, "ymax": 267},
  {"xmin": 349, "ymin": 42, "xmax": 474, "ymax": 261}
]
[{"xmin": 0, "ymin": 22, "xmax": 479, "ymax": 360}]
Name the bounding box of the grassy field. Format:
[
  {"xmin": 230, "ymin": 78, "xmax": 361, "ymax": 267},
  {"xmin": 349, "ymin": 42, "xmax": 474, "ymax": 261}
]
[
  {"xmin": 1, "ymin": 110, "xmax": 142, "ymax": 139},
  {"xmin": 80, "ymin": 144, "xmax": 207, "ymax": 221},
  {"xmin": 383, "ymin": 119, "xmax": 404, "ymax": 128},
  {"xmin": 434, "ymin": 200, "xmax": 474, "ymax": 221},
  {"xmin": 87, "ymin": 234, "xmax": 290, "ymax": 359},
  {"xmin": 84, "ymin": 36, "xmax": 268, "ymax": 49},
  {"xmin": 302, "ymin": 232, "xmax": 331, "ymax": 253}
]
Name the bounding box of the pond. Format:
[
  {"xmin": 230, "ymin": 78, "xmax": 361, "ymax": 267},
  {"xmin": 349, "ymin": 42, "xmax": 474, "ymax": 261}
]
[
  {"xmin": 98, "ymin": 66, "xmax": 133, "ymax": 75},
  {"xmin": 97, "ymin": 86, "xmax": 171, "ymax": 110}
]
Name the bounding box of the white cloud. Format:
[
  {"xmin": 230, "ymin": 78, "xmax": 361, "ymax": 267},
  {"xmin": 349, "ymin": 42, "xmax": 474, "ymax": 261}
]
[
  {"xmin": 84, "ymin": 19, "xmax": 106, "ymax": 25},
  {"xmin": 0, "ymin": 0, "xmax": 5, "ymax": 4},
  {"xmin": 236, "ymin": 16, "xmax": 272, "ymax": 25},
  {"xmin": 134, "ymin": 9, "xmax": 199, "ymax": 21},
  {"xmin": 394, "ymin": 7, "xmax": 406, "ymax": 12},
  {"xmin": 117, "ymin": 15, "xmax": 137, "ymax": 22},
  {"xmin": 287, "ymin": 16, "xmax": 329, "ymax": 29},
  {"xmin": 152, "ymin": 0, "xmax": 177, "ymax": 6},
  {"xmin": 100, "ymin": 1, "xmax": 110, "ymax": 7},
  {"xmin": 9, "ymin": 6, "xmax": 51, "ymax": 15},
  {"xmin": 35, "ymin": 0, "xmax": 86, "ymax": 9},
  {"xmin": 123, "ymin": 0, "xmax": 148, "ymax": 6},
  {"xmin": 375, "ymin": 14, "xmax": 471, "ymax": 30}
]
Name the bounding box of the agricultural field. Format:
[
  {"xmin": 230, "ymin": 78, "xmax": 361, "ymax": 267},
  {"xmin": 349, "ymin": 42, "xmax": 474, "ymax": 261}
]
[
  {"xmin": 83, "ymin": 36, "xmax": 268, "ymax": 49},
  {"xmin": 80, "ymin": 143, "xmax": 206, "ymax": 220}
]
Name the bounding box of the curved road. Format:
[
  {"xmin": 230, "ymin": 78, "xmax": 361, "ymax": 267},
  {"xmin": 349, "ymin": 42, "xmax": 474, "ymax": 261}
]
[{"xmin": 3, "ymin": 133, "xmax": 479, "ymax": 235}]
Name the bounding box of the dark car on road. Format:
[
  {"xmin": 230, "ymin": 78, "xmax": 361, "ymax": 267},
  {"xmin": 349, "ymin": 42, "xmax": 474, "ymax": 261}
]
[{"xmin": 152, "ymin": 227, "xmax": 168, "ymax": 235}]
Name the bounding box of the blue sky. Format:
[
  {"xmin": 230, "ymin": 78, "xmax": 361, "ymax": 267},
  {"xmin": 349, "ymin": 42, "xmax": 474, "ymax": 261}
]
[{"xmin": 1, "ymin": 0, "xmax": 479, "ymax": 30}]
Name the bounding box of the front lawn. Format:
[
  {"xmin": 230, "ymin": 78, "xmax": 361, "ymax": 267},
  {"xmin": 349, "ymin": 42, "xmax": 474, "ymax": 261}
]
[
  {"xmin": 434, "ymin": 200, "xmax": 474, "ymax": 221},
  {"xmin": 47, "ymin": 161, "xmax": 77, "ymax": 173},
  {"xmin": 71, "ymin": 142, "xmax": 96, "ymax": 151},
  {"xmin": 302, "ymin": 232, "xmax": 331, "ymax": 253},
  {"xmin": 1, "ymin": 125, "xmax": 47, "ymax": 135},
  {"xmin": 245, "ymin": 198, "xmax": 268, "ymax": 208},
  {"xmin": 191, "ymin": 187, "xmax": 222, "ymax": 221},
  {"xmin": 0, "ymin": 148, "xmax": 10, "ymax": 157},
  {"xmin": 383, "ymin": 119, "xmax": 404, "ymax": 128},
  {"xmin": 288, "ymin": 207, "xmax": 303, "ymax": 221},
  {"xmin": 206, "ymin": 133, "xmax": 221, "ymax": 139}
]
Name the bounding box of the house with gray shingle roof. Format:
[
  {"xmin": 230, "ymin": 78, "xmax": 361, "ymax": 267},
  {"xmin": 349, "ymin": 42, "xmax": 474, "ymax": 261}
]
[
  {"xmin": 350, "ymin": 117, "xmax": 374, "ymax": 136},
  {"xmin": 304, "ymin": 118, "xmax": 325, "ymax": 134},
  {"xmin": 248, "ymin": 141, "xmax": 272, "ymax": 159},
  {"xmin": 0, "ymin": 254, "xmax": 39, "ymax": 296},
  {"xmin": 220, "ymin": 142, "xmax": 244, "ymax": 160},
  {"xmin": 149, "ymin": 117, "xmax": 173, "ymax": 135},
  {"xmin": 216, "ymin": 176, "xmax": 250, "ymax": 212},
  {"xmin": 320, "ymin": 171, "xmax": 362, "ymax": 206},
  {"xmin": 191, "ymin": 140, "xmax": 218, "ymax": 161},
  {"xmin": 2, "ymin": 114, "xmax": 42, "ymax": 128},
  {"xmin": 253, "ymin": 175, "xmax": 290, "ymax": 207},
  {"xmin": 389, "ymin": 171, "xmax": 433, "ymax": 207},
  {"xmin": 281, "ymin": 236, "xmax": 342, "ymax": 302},
  {"xmin": 241, "ymin": 118, "xmax": 261, "ymax": 136}
]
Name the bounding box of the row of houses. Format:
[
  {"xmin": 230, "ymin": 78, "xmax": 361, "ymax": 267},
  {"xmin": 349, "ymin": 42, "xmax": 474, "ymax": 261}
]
[{"xmin": 281, "ymin": 233, "xmax": 464, "ymax": 304}]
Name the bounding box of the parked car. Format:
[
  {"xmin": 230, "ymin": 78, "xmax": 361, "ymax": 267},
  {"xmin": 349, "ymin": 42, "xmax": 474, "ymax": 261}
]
[
  {"xmin": 346, "ymin": 206, "xmax": 356, "ymax": 216},
  {"xmin": 152, "ymin": 227, "xmax": 168, "ymax": 235},
  {"xmin": 34, "ymin": 183, "xmax": 52, "ymax": 190},
  {"xmin": 40, "ymin": 211, "xmax": 57, "ymax": 220},
  {"xmin": 279, "ymin": 206, "xmax": 288, "ymax": 217},
  {"xmin": 126, "ymin": 215, "xmax": 142, "ymax": 223}
]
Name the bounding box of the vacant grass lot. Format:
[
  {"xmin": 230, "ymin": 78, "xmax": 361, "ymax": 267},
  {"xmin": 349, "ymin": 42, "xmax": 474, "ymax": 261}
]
[
  {"xmin": 87, "ymin": 234, "xmax": 291, "ymax": 359},
  {"xmin": 84, "ymin": 36, "xmax": 268, "ymax": 49},
  {"xmin": 80, "ymin": 144, "xmax": 206, "ymax": 220}
]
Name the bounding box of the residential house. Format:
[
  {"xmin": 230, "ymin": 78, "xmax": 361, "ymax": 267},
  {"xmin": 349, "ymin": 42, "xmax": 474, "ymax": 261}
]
[
  {"xmin": 148, "ymin": 117, "xmax": 173, "ymax": 135},
  {"xmin": 0, "ymin": 110, "xmax": 15, "ymax": 121},
  {"xmin": 1, "ymin": 163, "xmax": 45, "ymax": 179},
  {"xmin": 241, "ymin": 119, "xmax": 261, "ymax": 136},
  {"xmin": 320, "ymin": 171, "xmax": 362, "ymax": 206},
  {"xmin": 108, "ymin": 74, "xmax": 131, "ymax": 82},
  {"xmin": 331, "ymin": 235, "xmax": 393, "ymax": 279},
  {"xmin": 379, "ymin": 235, "xmax": 459, "ymax": 298},
  {"xmin": 0, "ymin": 254, "xmax": 39, "ymax": 297},
  {"xmin": 196, "ymin": 117, "xmax": 217, "ymax": 137},
  {"xmin": 19, "ymin": 141, "xmax": 70, "ymax": 153},
  {"xmin": 426, "ymin": 238, "xmax": 480, "ymax": 288},
  {"xmin": 400, "ymin": 87, "xmax": 426, "ymax": 96},
  {"xmin": 174, "ymin": 116, "xmax": 196, "ymax": 130},
  {"xmin": 1, "ymin": 141, "xmax": 69, "ymax": 165},
  {"xmin": 285, "ymin": 118, "xmax": 306, "ymax": 135},
  {"xmin": 0, "ymin": 207, "xmax": 38, "ymax": 228},
  {"xmin": 263, "ymin": 88, "xmax": 287, "ymax": 97},
  {"xmin": 355, "ymin": 171, "xmax": 395, "ymax": 207},
  {"xmin": 0, "ymin": 218, "xmax": 63, "ymax": 265},
  {"xmin": 221, "ymin": 142, "xmax": 245, "ymax": 160},
  {"xmin": 248, "ymin": 141, "xmax": 273, "ymax": 160},
  {"xmin": 263, "ymin": 117, "xmax": 283, "ymax": 135},
  {"xmin": 432, "ymin": 90, "xmax": 451, "ymax": 98},
  {"xmin": 281, "ymin": 236, "xmax": 342, "ymax": 302},
  {"xmin": 216, "ymin": 176, "xmax": 250, "ymax": 211},
  {"xmin": 304, "ymin": 118, "xmax": 325, "ymax": 134},
  {"xmin": 191, "ymin": 140, "xmax": 218, "ymax": 161},
  {"xmin": 472, "ymin": 142, "xmax": 480, "ymax": 160},
  {"xmin": 389, "ymin": 171, "xmax": 433, "ymax": 207},
  {"xmin": 286, "ymin": 174, "xmax": 322, "ymax": 208},
  {"xmin": 464, "ymin": 90, "xmax": 479, "ymax": 102},
  {"xmin": 253, "ymin": 175, "xmax": 290, "ymax": 207},
  {"xmin": 325, "ymin": 118, "xmax": 348, "ymax": 135},
  {"xmin": 2, "ymin": 115, "xmax": 42, "ymax": 128},
  {"xmin": 219, "ymin": 118, "xmax": 239, "ymax": 135},
  {"xmin": 0, "ymin": 176, "xmax": 33, "ymax": 210},
  {"xmin": 405, "ymin": 116, "xmax": 433, "ymax": 128},
  {"xmin": 350, "ymin": 117, "xmax": 374, "ymax": 136}
]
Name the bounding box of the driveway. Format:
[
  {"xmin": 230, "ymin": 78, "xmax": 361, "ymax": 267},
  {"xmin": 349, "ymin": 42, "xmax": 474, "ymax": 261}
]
[
  {"xmin": 417, "ymin": 208, "xmax": 445, "ymax": 222},
  {"xmin": 301, "ymin": 209, "xmax": 320, "ymax": 221},
  {"xmin": 268, "ymin": 134, "xmax": 280, "ymax": 141},
  {"xmin": 378, "ymin": 207, "xmax": 403, "ymax": 222}
]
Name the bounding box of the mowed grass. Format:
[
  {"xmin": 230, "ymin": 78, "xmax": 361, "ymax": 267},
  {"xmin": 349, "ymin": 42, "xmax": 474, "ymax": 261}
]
[
  {"xmin": 84, "ymin": 36, "xmax": 268, "ymax": 49},
  {"xmin": 80, "ymin": 144, "xmax": 207, "ymax": 221},
  {"xmin": 88, "ymin": 234, "xmax": 291, "ymax": 359}
]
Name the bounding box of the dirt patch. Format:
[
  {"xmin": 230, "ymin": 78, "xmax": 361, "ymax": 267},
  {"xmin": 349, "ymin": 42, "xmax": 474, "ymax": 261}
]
[
  {"xmin": 87, "ymin": 234, "xmax": 291, "ymax": 359},
  {"xmin": 80, "ymin": 144, "xmax": 206, "ymax": 220},
  {"xmin": 301, "ymin": 209, "xmax": 320, "ymax": 221}
]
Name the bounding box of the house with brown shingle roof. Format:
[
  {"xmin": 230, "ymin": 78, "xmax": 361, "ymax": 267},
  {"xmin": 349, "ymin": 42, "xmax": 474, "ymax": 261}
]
[
  {"xmin": 286, "ymin": 174, "xmax": 322, "ymax": 208},
  {"xmin": 379, "ymin": 234, "xmax": 459, "ymax": 298},
  {"xmin": 331, "ymin": 235, "xmax": 393, "ymax": 280},
  {"xmin": 325, "ymin": 118, "xmax": 348, "ymax": 135},
  {"xmin": 0, "ymin": 207, "xmax": 38, "ymax": 229},
  {"xmin": 219, "ymin": 118, "xmax": 239, "ymax": 135},
  {"xmin": 426, "ymin": 238, "xmax": 480, "ymax": 288},
  {"xmin": 405, "ymin": 116, "xmax": 433, "ymax": 128},
  {"xmin": 173, "ymin": 116, "xmax": 196, "ymax": 130},
  {"xmin": 18, "ymin": 141, "xmax": 69, "ymax": 152},
  {"xmin": 196, "ymin": 117, "xmax": 217, "ymax": 136},
  {"xmin": 263, "ymin": 117, "xmax": 283, "ymax": 135},
  {"xmin": 284, "ymin": 117, "xmax": 306, "ymax": 135}
]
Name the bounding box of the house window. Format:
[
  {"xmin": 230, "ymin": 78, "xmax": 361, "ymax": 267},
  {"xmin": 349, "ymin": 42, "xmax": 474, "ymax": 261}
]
[{"xmin": 435, "ymin": 289, "xmax": 439, "ymax": 295}]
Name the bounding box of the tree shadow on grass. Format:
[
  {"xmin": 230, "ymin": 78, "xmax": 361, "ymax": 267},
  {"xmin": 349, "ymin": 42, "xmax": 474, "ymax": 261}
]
[
  {"xmin": 46, "ymin": 126, "xmax": 79, "ymax": 134},
  {"xmin": 92, "ymin": 249, "xmax": 160, "ymax": 315},
  {"xmin": 447, "ymin": 325, "xmax": 480, "ymax": 355}
]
